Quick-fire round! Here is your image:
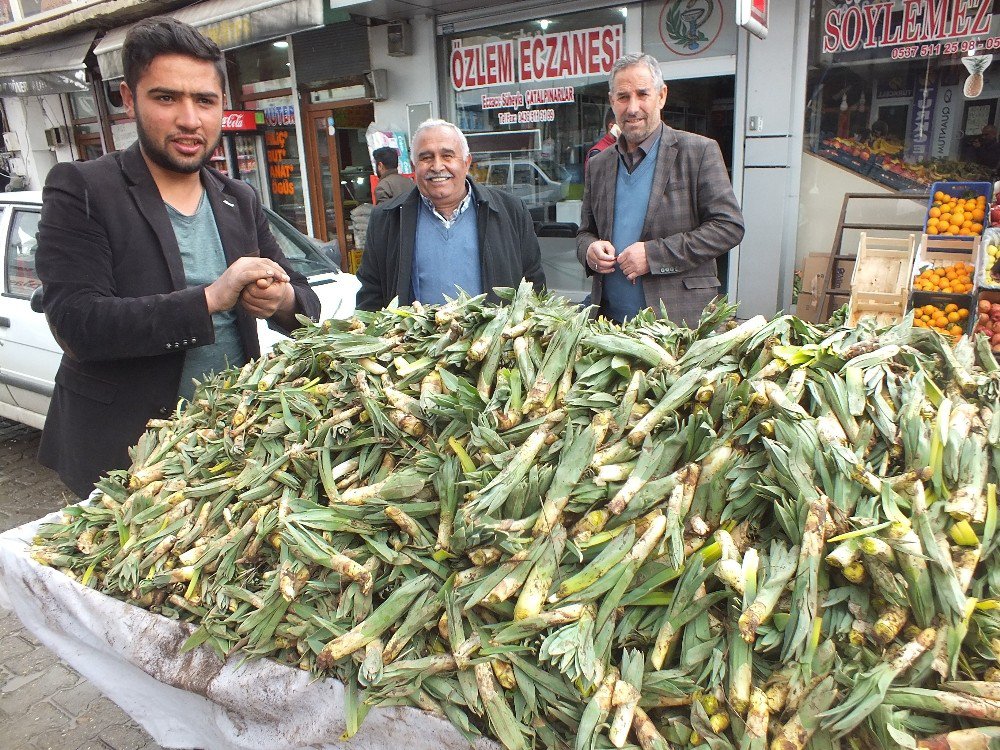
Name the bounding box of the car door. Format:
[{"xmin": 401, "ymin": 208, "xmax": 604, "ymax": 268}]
[
  {"xmin": 0, "ymin": 203, "xmax": 60, "ymax": 428},
  {"xmin": 0, "ymin": 205, "xmax": 18, "ymax": 419}
]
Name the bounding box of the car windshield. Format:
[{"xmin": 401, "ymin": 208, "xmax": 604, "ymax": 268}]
[{"xmin": 264, "ymin": 209, "xmax": 340, "ymax": 277}]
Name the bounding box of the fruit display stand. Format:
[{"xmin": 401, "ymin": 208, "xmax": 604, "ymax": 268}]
[{"xmin": 845, "ymin": 232, "xmax": 915, "ymax": 327}]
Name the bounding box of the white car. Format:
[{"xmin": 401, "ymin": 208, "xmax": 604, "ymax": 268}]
[{"xmin": 0, "ymin": 191, "xmax": 360, "ymax": 429}]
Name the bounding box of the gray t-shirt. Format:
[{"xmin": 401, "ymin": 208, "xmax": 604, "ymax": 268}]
[{"xmin": 166, "ymin": 194, "xmax": 247, "ymax": 401}]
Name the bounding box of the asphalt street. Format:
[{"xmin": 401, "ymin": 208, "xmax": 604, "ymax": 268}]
[{"xmin": 0, "ymin": 418, "xmax": 165, "ymax": 750}]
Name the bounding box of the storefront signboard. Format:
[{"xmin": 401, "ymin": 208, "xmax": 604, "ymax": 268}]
[
  {"xmin": 449, "ymin": 25, "xmax": 622, "ymax": 91},
  {"xmin": 222, "ymin": 111, "xmax": 259, "ymax": 132},
  {"xmin": 0, "ymin": 69, "xmax": 88, "ymax": 96},
  {"xmin": 822, "ymin": 0, "xmax": 995, "ymax": 61},
  {"xmin": 479, "ymin": 86, "xmax": 575, "ymax": 125},
  {"xmin": 658, "ymin": 0, "xmax": 725, "ymax": 55},
  {"xmin": 642, "ymin": 1, "xmax": 737, "ymax": 63},
  {"xmin": 737, "ymin": 0, "xmax": 768, "ymax": 40},
  {"xmin": 266, "ymin": 129, "xmax": 297, "ymax": 196},
  {"xmin": 263, "ymin": 105, "xmax": 296, "ymax": 127}
]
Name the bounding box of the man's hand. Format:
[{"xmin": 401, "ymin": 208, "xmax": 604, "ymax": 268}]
[
  {"xmin": 205, "ymin": 257, "xmax": 289, "ymax": 314},
  {"xmin": 586, "ymin": 240, "xmax": 617, "ymax": 274},
  {"xmin": 240, "ymin": 275, "xmax": 295, "ymax": 319},
  {"xmin": 617, "ymin": 242, "xmax": 649, "ymax": 283}
]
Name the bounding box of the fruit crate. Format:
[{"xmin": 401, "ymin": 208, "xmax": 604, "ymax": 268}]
[
  {"xmin": 924, "ymin": 181, "xmax": 992, "ymax": 238},
  {"xmin": 976, "ymin": 227, "xmax": 1000, "ymax": 290},
  {"xmin": 973, "ymin": 289, "xmax": 1000, "ymax": 352},
  {"xmin": 846, "ymin": 233, "xmax": 916, "ymax": 328},
  {"xmin": 848, "ymin": 290, "xmax": 909, "ymax": 328},
  {"xmin": 909, "ymin": 291, "xmax": 975, "ymax": 338},
  {"xmin": 912, "ymin": 234, "xmax": 980, "ymax": 296}
]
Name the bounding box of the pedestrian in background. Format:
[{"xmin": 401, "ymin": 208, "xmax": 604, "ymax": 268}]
[
  {"xmin": 356, "ymin": 118, "xmax": 544, "ymax": 310},
  {"xmin": 584, "ymin": 109, "xmax": 620, "ymax": 170},
  {"xmin": 578, "ymin": 52, "xmax": 744, "ymax": 326},
  {"xmin": 372, "ymin": 146, "xmax": 413, "ymax": 204}
]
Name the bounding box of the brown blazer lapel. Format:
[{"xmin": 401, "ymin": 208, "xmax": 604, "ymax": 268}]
[
  {"xmin": 641, "ymin": 125, "xmax": 678, "ymax": 239},
  {"xmin": 119, "ymin": 144, "xmax": 187, "ymax": 291}
]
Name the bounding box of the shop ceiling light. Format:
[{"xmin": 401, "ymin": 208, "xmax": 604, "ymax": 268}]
[
  {"xmin": 273, "ymin": 40, "xmax": 289, "ymax": 49},
  {"xmin": 619, "ymin": 7, "xmax": 628, "ymax": 17},
  {"xmin": 539, "ymin": 19, "xmax": 550, "ymax": 30}
]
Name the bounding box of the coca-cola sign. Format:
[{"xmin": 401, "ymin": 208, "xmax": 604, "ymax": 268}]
[{"xmin": 222, "ymin": 111, "xmax": 258, "ymax": 132}]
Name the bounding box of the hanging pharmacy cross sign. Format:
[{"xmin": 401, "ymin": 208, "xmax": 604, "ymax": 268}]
[
  {"xmin": 822, "ymin": 0, "xmax": 994, "ymax": 58},
  {"xmin": 737, "ymin": 0, "xmax": 768, "ymax": 41}
]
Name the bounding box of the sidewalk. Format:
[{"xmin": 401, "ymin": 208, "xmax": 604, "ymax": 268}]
[{"xmin": 0, "ymin": 419, "xmax": 164, "ymax": 750}]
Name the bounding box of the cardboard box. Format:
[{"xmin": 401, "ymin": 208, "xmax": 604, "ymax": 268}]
[{"xmin": 795, "ymin": 252, "xmax": 831, "ymax": 323}]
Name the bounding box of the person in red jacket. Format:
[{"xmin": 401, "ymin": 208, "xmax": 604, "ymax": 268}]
[{"xmin": 585, "ymin": 109, "xmax": 621, "ymax": 170}]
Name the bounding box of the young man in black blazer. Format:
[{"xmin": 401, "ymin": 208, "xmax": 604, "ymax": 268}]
[{"xmin": 36, "ymin": 17, "xmax": 320, "ymax": 497}]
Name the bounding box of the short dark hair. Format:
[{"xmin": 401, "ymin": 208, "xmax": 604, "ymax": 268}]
[
  {"xmin": 604, "ymin": 109, "xmax": 616, "ymax": 128},
  {"xmin": 372, "ymin": 146, "xmax": 399, "ymax": 170},
  {"xmin": 122, "ymin": 17, "xmax": 225, "ymax": 93}
]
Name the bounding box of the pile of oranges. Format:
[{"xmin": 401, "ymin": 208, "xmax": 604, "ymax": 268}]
[
  {"xmin": 912, "ymin": 302, "xmax": 969, "ymax": 338},
  {"xmin": 912, "ymin": 261, "xmax": 975, "ymax": 293},
  {"xmin": 926, "ymin": 191, "xmax": 987, "ymax": 236}
]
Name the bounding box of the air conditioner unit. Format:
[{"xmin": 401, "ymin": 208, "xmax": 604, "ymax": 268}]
[
  {"xmin": 44, "ymin": 126, "xmax": 69, "ymax": 149},
  {"xmin": 2, "ymin": 131, "xmax": 18, "ymax": 152},
  {"xmin": 387, "ymin": 21, "xmax": 412, "ymax": 57}
]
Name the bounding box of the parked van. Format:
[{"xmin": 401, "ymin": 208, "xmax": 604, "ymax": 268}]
[{"xmin": 471, "ymin": 158, "xmax": 568, "ymax": 217}]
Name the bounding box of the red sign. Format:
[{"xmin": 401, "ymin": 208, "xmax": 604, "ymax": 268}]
[
  {"xmin": 450, "ymin": 25, "xmax": 622, "ymax": 92},
  {"xmin": 222, "ymin": 111, "xmax": 258, "ymax": 132},
  {"xmin": 822, "ymin": 0, "xmax": 991, "ymax": 54},
  {"xmin": 738, "ymin": 0, "xmax": 768, "ymax": 40}
]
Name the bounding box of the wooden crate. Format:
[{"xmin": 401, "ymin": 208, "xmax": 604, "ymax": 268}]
[
  {"xmin": 848, "ymin": 289, "xmax": 908, "ymax": 328},
  {"xmin": 846, "ymin": 233, "xmax": 916, "ymax": 328},
  {"xmin": 914, "ymin": 233, "xmax": 981, "ymax": 276},
  {"xmin": 850, "ymin": 232, "xmax": 916, "ymax": 295}
]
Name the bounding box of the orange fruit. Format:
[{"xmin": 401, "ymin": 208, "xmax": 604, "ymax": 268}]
[
  {"xmin": 945, "ymin": 303, "xmax": 958, "ymax": 312},
  {"xmin": 935, "ymin": 190, "xmax": 947, "ymax": 201},
  {"xmin": 929, "ymin": 207, "xmax": 941, "ymax": 218}
]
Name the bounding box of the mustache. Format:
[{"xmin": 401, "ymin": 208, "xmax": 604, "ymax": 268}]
[{"xmin": 425, "ymin": 170, "xmax": 453, "ymax": 179}]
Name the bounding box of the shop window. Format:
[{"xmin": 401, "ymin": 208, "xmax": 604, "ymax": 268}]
[
  {"xmin": 6, "ymin": 210, "xmax": 40, "ymax": 299},
  {"xmin": 804, "ymin": 0, "xmax": 1000, "ymax": 191},
  {"xmin": 66, "ymin": 90, "xmax": 104, "ymax": 161},
  {"xmin": 440, "ymin": 7, "xmax": 628, "ymax": 220}
]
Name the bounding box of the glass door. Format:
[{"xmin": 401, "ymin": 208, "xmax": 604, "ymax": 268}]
[
  {"xmin": 303, "ymin": 101, "xmax": 376, "ymax": 272},
  {"xmin": 306, "ymin": 112, "xmax": 348, "ymax": 269}
]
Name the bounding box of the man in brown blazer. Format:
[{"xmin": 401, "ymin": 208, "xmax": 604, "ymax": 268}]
[{"xmin": 577, "ymin": 53, "xmax": 744, "ymax": 326}]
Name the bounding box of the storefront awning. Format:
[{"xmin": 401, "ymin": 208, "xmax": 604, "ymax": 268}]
[
  {"xmin": 0, "ymin": 30, "xmax": 96, "ymax": 96},
  {"xmin": 94, "ymin": 0, "xmax": 363, "ymax": 81}
]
